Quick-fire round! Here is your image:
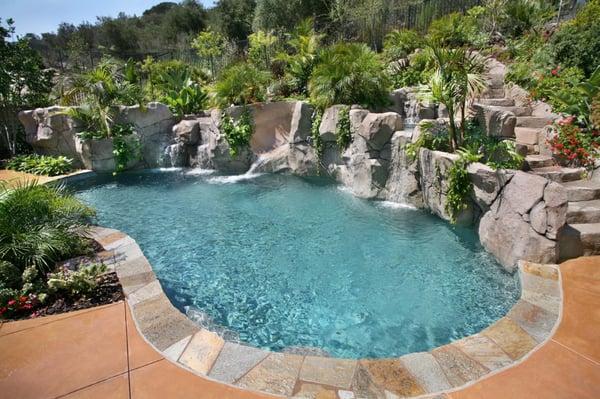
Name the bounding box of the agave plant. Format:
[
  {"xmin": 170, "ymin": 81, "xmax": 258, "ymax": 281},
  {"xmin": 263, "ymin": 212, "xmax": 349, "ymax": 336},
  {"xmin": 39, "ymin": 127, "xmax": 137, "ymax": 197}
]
[
  {"xmin": 0, "ymin": 181, "xmax": 95, "ymax": 273},
  {"xmin": 308, "ymin": 42, "xmax": 390, "ymax": 109}
]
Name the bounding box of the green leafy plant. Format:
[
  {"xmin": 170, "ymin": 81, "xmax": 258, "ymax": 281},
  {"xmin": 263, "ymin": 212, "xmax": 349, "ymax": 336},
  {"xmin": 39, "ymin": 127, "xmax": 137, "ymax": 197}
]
[
  {"xmin": 404, "ymin": 121, "xmax": 451, "ymax": 160},
  {"xmin": 550, "ymin": 0, "xmax": 600, "ymax": 77},
  {"xmin": 5, "ymin": 155, "xmax": 73, "ymax": 176},
  {"xmin": 310, "ymin": 109, "xmax": 324, "ymax": 166},
  {"xmin": 213, "ymin": 63, "xmax": 270, "ymax": 107},
  {"xmin": 248, "ymin": 30, "xmax": 279, "ymax": 71},
  {"xmin": 0, "ymin": 181, "xmax": 94, "ymax": 274},
  {"xmin": 552, "ymin": 67, "xmax": 600, "ymax": 128},
  {"xmin": 276, "ymin": 18, "xmax": 323, "ymax": 96},
  {"xmin": 335, "ymin": 106, "xmax": 352, "ymax": 150},
  {"xmin": 111, "ymin": 124, "xmax": 141, "ymax": 174},
  {"xmin": 383, "ymin": 29, "xmax": 423, "ymax": 61},
  {"xmin": 309, "ymin": 43, "xmax": 390, "ymax": 109},
  {"xmin": 192, "ymin": 30, "xmax": 226, "ymax": 78},
  {"xmin": 420, "ymin": 45, "xmax": 486, "ymax": 151},
  {"xmin": 221, "ymin": 107, "xmax": 254, "ymax": 156},
  {"xmin": 157, "ymin": 68, "xmax": 209, "ymax": 118},
  {"xmin": 445, "ymin": 148, "xmax": 482, "ymax": 222},
  {"xmin": 47, "ymin": 263, "xmax": 107, "ymax": 298}
]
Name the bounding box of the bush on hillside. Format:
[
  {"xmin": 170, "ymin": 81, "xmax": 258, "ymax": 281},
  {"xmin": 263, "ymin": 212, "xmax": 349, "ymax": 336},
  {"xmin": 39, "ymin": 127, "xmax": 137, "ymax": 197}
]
[{"xmin": 308, "ymin": 43, "xmax": 390, "ymax": 109}]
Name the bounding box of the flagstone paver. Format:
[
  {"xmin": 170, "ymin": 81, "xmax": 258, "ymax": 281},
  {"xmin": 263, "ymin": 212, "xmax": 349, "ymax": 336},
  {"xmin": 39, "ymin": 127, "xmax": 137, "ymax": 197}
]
[
  {"xmin": 236, "ymin": 353, "xmax": 304, "ymax": 396},
  {"xmin": 178, "ymin": 329, "xmax": 225, "ymax": 374},
  {"xmin": 209, "ymin": 342, "xmax": 270, "ymax": 383}
]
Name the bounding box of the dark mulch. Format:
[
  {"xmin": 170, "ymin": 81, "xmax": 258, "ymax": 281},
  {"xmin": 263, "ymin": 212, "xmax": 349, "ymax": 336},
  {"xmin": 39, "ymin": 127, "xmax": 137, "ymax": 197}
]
[{"xmin": 32, "ymin": 272, "xmax": 124, "ymax": 318}]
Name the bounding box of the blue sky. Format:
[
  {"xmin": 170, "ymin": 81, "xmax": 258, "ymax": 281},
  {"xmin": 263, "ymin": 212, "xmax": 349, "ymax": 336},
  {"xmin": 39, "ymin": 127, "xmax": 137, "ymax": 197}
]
[{"xmin": 1, "ymin": 0, "xmax": 215, "ymax": 37}]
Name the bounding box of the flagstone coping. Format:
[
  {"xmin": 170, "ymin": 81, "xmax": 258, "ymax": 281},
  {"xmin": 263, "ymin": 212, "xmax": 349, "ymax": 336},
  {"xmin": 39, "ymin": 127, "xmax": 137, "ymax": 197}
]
[{"xmin": 89, "ymin": 227, "xmax": 563, "ymax": 398}]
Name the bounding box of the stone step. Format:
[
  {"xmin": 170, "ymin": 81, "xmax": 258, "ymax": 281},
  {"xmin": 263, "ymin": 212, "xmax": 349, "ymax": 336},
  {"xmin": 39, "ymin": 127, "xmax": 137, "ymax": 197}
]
[
  {"xmin": 515, "ymin": 143, "xmax": 538, "ymax": 156},
  {"xmin": 525, "ymin": 154, "xmax": 555, "ymax": 169},
  {"xmin": 567, "ymin": 200, "xmax": 600, "ymax": 224},
  {"xmin": 559, "ymin": 223, "xmax": 600, "ymax": 260},
  {"xmin": 478, "ymin": 98, "xmax": 515, "ymax": 107},
  {"xmin": 495, "ymin": 106, "xmax": 532, "ymax": 117},
  {"xmin": 516, "ymin": 116, "xmax": 554, "ymax": 129},
  {"xmin": 562, "ymin": 180, "xmax": 600, "ymax": 201},
  {"xmin": 515, "ymin": 127, "xmax": 540, "ymax": 145},
  {"xmin": 531, "ymin": 166, "xmax": 586, "ymax": 182},
  {"xmin": 482, "ymin": 88, "xmax": 505, "ymax": 99}
]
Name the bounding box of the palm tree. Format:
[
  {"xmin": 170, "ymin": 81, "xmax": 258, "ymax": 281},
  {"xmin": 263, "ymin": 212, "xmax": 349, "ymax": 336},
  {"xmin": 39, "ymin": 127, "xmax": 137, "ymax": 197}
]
[{"xmin": 420, "ymin": 43, "xmax": 486, "ymax": 151}]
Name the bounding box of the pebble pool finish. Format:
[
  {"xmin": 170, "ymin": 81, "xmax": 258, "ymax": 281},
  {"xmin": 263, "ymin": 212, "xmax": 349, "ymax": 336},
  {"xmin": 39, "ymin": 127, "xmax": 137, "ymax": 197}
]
[{"xmin": 72, "ymin": 169, "xmax": 520, "ymax": 359}]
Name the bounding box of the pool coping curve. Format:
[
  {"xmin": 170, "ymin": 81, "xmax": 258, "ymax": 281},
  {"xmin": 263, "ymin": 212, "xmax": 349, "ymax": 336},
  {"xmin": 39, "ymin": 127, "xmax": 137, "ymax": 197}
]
[{"xmin": 89, "ymin": 226, "xmax": 563, "ymax": 398}]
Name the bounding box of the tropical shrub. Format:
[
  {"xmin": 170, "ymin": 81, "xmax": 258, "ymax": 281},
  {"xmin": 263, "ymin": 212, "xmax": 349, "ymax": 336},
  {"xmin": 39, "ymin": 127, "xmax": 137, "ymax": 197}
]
[
  {"xmin": 389, "ymin": 50, "xmax": 432, "ymax": 89},
  {"xmin": 383, "ymin": 29, "xmax": 422, "ymax": 61},
  {"xmin": 277, "ymin": 18, "xmax": 323, "ymax": 96},
  {"xmin": 155, "ymin": 68, "xmax": 209, "ymax": 117},
  {"xmin": 308, "ymin": 43, "xmax": 390, "ymax": 109},
  {"xmin": 550, "ymin": 0, "xmax": 600, "ymax": 76},
  {"xmin": 427, "ymin": 13, "xmax": 473, "ymax": 48},
  {"xmin": 551, "ymin": 67, "xmax": 600, "ymax": 128},
  {"xmin": 0, "ymin": 181, "xmax": 95, "ymax": 273},
  {"xmin": 220, "ymin": 107, "xmax": 254, "ymax": 156},
  {"xmin": 5, "ymin": 154, "xmax": 73, "ymax": 176},
  {"xmin": 528, "ymin": 66, "xmax": 585, "ymax": 113},
  {"xmin": 192, "ymin": 30, "xmax": 226, "ymax": 78},
  {"xmin": 502, "ymin": 0, "xmax": 555, "ymax": 37},
  {"xmin": 310, "ymin": 109, "xmax": 324, "ymax": 163},
  {"xmin": 420, "ymin": 45, "xmax": 486, "ymax": 150},
  {"xmin": 213, "ymin": 63, "xmax": 270, "ymax": 107},
  {"xmin": 248, "ymin": 30, "xmax": 279, "ymax": 71}
]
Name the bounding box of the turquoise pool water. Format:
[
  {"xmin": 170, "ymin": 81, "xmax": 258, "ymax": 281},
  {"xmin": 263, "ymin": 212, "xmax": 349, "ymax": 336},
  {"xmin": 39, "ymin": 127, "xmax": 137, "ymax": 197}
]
[{"xmin": 73, "ymin": 169, "xmax": 519, "ymax": 359}]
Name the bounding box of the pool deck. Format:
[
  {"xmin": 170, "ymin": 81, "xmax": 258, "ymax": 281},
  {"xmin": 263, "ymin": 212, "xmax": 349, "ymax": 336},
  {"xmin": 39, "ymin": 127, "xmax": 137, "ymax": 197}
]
[{"xmin": 1, "ymin": 255, "xmax": 598, "ymax": 398}]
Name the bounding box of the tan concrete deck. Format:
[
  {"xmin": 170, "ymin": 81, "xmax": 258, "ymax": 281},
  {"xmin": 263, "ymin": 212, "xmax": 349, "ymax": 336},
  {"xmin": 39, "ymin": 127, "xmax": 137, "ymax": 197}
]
[{"xmin": 0, "ymin": 256, "xmax": 598, "ymax": 398}]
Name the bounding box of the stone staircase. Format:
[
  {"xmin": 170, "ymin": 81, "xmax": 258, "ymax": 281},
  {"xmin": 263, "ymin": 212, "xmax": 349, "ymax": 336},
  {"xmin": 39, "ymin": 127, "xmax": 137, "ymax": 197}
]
[
  {"xmin": 559, "ymin": 179, "xmax": 600, "ymax": 259},
  {"xmin": 476, "ymin": 58, "xmax": 600, "ymax": 260}
]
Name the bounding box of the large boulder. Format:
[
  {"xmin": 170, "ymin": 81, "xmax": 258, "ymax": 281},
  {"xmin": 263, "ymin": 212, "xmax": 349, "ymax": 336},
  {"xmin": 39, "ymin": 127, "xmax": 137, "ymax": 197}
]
[
  {"xmin": 289, "ymin": 102, "xmax": 313, "ymax": 144},
  {"xmin": 467, "ymin": 163, "xmax": 514, "ymax": 211},
  {"xmin": 319, "ymin": 105, "xmax": 346, "ymax": 142},
  {"xmin": 479, "ymin": 200, "xmax": 558, "ymax": 272},
  {"xmin": 419, "ymin": 148, "xmax": 474, "ymax": 224},
  {"xmin": 356, "ymin": 112, "xmax": 403, "ymax": 152},
  {"xmin": 474, "ymin": 104, "xmax": 516, "ymax": 138},
  {"xmin": 18, "ymin": 106, "xmax": 81, "ymax": 164},
  {"xmin": 478, "ymin": 172, "xmax": 568, "ymax": 271}
]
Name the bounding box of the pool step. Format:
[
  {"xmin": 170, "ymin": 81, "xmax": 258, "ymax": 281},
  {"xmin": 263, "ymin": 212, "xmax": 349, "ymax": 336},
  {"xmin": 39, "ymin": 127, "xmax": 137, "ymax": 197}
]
[{"xmin": 567, "ymin": 200, "xmax": 600, "ymax": 224}]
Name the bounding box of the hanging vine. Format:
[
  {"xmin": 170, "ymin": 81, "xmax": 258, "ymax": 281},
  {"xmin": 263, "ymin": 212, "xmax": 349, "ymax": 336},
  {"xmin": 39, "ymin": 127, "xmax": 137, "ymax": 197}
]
[{"xmin": 221, "ymin": 107, "xmax": 254, "ymax": 156}]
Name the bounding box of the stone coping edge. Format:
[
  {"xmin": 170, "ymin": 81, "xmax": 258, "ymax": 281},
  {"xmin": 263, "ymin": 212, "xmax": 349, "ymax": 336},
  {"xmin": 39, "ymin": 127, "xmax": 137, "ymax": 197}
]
[{"xmin": 88, "ymin": 226, "xmax": 563, "ymax": 399}]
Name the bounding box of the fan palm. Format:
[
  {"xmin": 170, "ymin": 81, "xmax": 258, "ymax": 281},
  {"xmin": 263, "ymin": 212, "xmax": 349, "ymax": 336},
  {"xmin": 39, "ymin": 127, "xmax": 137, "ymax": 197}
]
[{"xmin": 0, "ymin": 181, "xmax": 95, "ymax": 273}]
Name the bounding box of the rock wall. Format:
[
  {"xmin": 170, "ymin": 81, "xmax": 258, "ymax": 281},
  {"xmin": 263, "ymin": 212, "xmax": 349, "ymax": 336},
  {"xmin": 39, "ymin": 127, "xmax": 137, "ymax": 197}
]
[
  {"xmin": 18, "ymin": 102, "xmax": 175, "ymax": 172},
  {"xmin": 18, "ymin": 99, "xmax": 570, "ymax": 272}
]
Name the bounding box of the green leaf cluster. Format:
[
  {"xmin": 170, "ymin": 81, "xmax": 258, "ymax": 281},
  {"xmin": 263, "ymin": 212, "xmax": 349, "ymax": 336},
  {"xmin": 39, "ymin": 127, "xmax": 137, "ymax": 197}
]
[{"xmin": 5, "ymin": 155, "xmax": 73, "ymax": 176}]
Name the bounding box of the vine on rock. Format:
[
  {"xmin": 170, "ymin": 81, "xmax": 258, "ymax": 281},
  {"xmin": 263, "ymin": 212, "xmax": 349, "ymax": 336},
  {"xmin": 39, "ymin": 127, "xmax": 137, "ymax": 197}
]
[
  {"xmin": 335, "ymin": 106, "xmax": 352, "ymax": 150},
  {"xmin": 445, "ymin": 148, "xmax": 481, "ymax": 223},
  {"xmin": 111, "ymin": 123, "xmax": 141, "ymax": 175},
  {"xmin": 221, "ymin": 106, "xmax": 254, "ymax": 157}
]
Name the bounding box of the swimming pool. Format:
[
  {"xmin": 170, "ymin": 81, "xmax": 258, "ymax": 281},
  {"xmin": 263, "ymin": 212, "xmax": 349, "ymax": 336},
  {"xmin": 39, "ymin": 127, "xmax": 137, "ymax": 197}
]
[{"xmin": 73, "ymin": 169, "xmax": 519, "ymax": 359}]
